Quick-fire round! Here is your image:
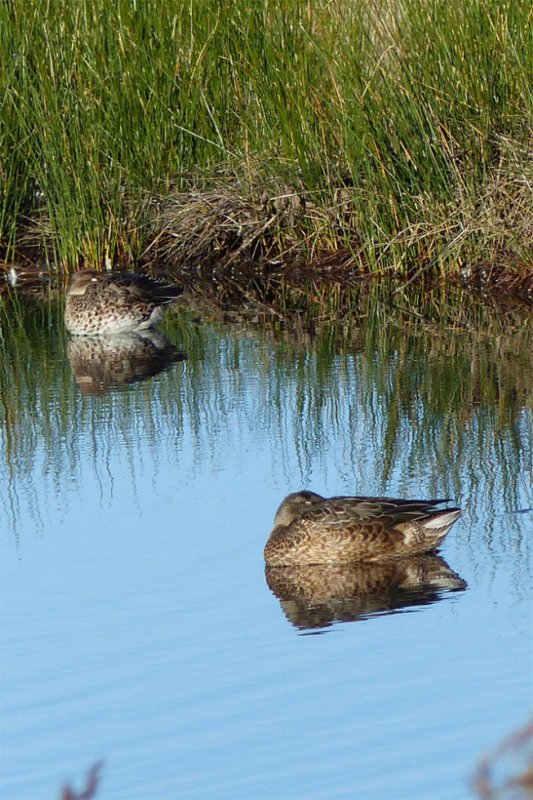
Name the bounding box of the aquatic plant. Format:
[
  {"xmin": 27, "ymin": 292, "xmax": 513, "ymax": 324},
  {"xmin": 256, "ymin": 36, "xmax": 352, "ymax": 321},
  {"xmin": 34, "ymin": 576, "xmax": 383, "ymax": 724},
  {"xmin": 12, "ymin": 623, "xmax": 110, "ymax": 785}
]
[{"xmin": 0, "ymin": 0, "xmax": 531, "ymax": 289}]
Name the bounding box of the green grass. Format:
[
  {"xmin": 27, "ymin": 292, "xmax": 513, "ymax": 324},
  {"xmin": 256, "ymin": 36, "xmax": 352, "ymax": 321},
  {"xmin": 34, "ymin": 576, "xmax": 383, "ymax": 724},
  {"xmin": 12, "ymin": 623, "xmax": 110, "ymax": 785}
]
[{"xmin": 0, "ymin": 0, "xmax": 532, "ymax": 278}]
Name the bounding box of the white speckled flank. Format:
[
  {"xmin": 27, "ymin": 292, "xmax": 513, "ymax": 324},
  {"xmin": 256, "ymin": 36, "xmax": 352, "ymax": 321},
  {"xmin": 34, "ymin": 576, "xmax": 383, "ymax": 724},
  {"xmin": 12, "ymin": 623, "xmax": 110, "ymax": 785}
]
[{"xmin": 65, "ymin": 270, "xmax": 183, "ymax": 335}]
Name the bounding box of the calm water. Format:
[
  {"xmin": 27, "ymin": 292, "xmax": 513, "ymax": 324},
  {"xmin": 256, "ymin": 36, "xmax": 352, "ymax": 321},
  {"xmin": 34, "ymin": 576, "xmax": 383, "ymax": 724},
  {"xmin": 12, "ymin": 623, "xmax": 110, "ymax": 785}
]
[{"xmin": 0, "ymin": 296, "xmax": 532, "ymax": 800}]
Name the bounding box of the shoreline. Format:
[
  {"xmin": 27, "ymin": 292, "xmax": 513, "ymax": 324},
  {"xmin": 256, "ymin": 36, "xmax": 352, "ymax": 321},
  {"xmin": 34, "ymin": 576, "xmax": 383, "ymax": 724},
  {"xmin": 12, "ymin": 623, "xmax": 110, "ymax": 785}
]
[
  {"xmin": 2, "ymin": 1, "xmax": 531, "ymax": 304},
  {"xmin": 2, "ymin": 247, "xmax": 531, "ymax": 331}
]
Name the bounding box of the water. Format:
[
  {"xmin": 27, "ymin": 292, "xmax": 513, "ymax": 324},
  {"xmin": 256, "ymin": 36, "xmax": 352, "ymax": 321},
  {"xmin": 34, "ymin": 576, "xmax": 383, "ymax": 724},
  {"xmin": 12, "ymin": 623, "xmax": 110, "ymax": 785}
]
[{"xmin": 1, "ymin": 296, "xmax": 531, "ymax": 800}]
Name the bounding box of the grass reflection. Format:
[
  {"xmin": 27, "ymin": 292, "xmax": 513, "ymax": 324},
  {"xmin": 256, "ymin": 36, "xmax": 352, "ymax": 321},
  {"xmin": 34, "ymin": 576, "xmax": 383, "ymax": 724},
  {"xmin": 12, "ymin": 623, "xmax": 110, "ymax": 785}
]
[{"xmin": 0, "ymin": 293, "xmax": 531, "ymax": 552}]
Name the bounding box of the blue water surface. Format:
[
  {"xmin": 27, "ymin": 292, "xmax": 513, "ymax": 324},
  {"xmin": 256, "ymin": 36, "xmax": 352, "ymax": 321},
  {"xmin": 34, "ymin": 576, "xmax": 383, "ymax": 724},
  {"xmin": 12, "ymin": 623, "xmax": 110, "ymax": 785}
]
[{"xmin": 0, "ymin": 308, "xmax": 531, "ymax": 800}]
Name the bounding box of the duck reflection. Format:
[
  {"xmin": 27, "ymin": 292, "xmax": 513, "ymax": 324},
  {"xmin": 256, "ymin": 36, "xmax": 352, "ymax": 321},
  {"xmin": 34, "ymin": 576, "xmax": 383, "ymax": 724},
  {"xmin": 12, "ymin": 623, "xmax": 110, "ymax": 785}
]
[
  {"xmin": 67, "ymin": 329, "xmax": 186, "ymax": 395},
  {"xmin": 265, "ymin": 555, "xmax": 467, "ymax": 631}
]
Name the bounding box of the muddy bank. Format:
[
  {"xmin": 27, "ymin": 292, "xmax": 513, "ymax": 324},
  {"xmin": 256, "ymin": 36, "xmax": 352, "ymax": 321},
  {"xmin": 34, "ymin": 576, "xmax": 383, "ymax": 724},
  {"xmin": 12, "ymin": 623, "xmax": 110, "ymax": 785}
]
[
  {"xmin": 1, "ymin": 253, "xmax": 531, "ymax": 336},
  {"xmin": 2, "ymin": 202, "xmax": 532, "ymax": 317},
  {"xmin": 2, "ymin": 147, "xmax": 533, "ymax": 315}
]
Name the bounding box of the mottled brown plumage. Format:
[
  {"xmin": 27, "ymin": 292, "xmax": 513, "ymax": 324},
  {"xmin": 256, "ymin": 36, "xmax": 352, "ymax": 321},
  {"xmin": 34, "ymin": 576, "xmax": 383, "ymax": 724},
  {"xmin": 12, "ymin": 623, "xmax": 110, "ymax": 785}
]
[
  {"xmin": 65, "ymin": 270, "xmax": 183, "ymax": 335},
  {"xmin": 264, "ymin": 490, "xmax": 462, "ymax": 566}
]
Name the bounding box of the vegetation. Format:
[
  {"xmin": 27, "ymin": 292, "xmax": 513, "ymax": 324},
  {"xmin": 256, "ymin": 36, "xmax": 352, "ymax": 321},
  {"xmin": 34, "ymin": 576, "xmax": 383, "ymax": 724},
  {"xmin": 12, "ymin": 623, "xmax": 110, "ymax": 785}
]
[{"xmin": 0, "ymin": 0, "xmax": 532, "ymax": 292}]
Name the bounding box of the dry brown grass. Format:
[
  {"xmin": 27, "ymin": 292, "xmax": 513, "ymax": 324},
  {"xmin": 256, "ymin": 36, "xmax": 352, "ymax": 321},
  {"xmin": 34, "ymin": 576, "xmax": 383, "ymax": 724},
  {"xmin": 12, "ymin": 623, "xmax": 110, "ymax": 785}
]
[
  {"xmin": 474, "ymin": 719, "xmax": 533, "ymax": 800},
  {"xmin": 142, "ymin": 175, "xmax": 311, "ymax": 272}
]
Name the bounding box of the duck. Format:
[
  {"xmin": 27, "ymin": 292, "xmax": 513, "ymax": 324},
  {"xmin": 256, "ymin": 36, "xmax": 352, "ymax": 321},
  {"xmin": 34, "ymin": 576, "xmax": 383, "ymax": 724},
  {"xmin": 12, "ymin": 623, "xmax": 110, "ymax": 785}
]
[
  {"xmin": 64, "ymin": 270, "xmax": 183, "ymax": 335},
  {"xmin": 264, "ymin": 491, "xmax": 461, "ymax": 566}
]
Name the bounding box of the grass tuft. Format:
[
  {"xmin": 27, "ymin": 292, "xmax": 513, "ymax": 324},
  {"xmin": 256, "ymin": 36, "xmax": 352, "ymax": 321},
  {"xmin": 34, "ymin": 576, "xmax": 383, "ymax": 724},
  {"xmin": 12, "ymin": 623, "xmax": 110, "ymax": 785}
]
[{"xmin": 0, "ymin": 0, "xmax": 531, "ymax": 289}]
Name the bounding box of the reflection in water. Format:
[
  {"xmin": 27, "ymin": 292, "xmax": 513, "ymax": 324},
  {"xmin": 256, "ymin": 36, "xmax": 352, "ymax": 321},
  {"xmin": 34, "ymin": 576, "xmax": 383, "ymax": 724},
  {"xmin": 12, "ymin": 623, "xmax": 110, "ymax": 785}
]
[
  {"xmin": 265, "ymin": 555, "xmax": 467, "ymax": 630},
  {"xmin": 0, "ymin": 294, "xmax": 531, "ymax": 800},
  {"xmin": 67, "ymin": 330, "xmax": 186, "ymax": 395},
  {"xmin": 0, "ymin": 296, "xmax": 531, "ymax": 567}
]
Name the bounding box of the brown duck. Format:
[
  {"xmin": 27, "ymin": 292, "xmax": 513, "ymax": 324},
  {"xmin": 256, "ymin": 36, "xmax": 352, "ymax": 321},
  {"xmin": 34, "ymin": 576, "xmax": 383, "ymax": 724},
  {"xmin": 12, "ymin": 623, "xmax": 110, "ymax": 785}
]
[
  {"xmin": 264, "ymin": 491, "xmax": 462, "ymax": 566},
  {"xmin": 65, "ymin": 270, "xmax": 183, "ymax": 335}
]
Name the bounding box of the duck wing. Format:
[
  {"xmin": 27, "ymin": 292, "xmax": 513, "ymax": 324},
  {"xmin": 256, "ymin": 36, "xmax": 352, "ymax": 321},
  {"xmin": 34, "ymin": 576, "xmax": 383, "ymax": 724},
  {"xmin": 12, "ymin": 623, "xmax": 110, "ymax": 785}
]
[
  {"xmin": 103, "ymin": 273, "xmax": 183, "ymax": 305},
  {"xmin": 302, "ymin": 497, "xmax": 457, "ymax": 531}
]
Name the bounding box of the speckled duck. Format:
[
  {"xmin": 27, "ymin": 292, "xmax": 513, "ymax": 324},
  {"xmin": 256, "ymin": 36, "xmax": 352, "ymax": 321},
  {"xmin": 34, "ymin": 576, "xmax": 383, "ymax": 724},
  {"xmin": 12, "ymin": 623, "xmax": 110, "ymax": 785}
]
[{"xmin": 65, "ymin": 270, "xmax": 183, "ymax": 335}]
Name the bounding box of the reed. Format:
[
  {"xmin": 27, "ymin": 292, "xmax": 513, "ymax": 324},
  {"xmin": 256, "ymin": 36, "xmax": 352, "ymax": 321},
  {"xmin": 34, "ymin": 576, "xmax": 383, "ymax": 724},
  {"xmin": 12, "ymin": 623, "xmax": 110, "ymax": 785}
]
[{"xmin": 0, "ymin": 0, "xmax": 531, "ymax": 283}]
